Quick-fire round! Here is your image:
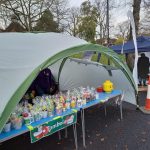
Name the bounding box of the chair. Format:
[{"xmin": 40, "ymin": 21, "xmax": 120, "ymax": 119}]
[{"xmin": 104, "ymin": 91, "xmax": 124, "ymax": 120}]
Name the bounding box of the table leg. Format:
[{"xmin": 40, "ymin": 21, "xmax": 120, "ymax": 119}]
[
  {"xmin": 104, "ymin": 105, "xmax": 107, "ymax": 117},
  {"xmin": 58, "ymin": 131, "xmax": 61, "ymax": 140},
  {"xmin": 120, "ymin": 101, "xmax": 123, "ymax": 120},
  {"xmin": 65, "ymin": 128, "xmax": 68, "ymax": 138},
  {"xmin": 81, "ymin": 109, "xmax": 86, "ymax": 148},
  {"xmin": 73, "ymin": 124, "xmax": 78, "ymax": 150}
]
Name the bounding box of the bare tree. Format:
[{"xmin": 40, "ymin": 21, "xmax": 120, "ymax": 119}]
[
  {"xmin": 0, "ymin": 0, "xmax": 7, "ymax": 5},
  {"xmin": 143, "ymin": 0, "xmax": 150, "ymax": 8},
  {"xmin": 66, "ymin": 7, "xmax": 80, "ymax": 36},
  {"xmin": 93, "ymin": 0, "xmax": 115, "ymax": 44},
  {"xmin": 50, "ymin": 0, "xmax": 69, "ymax": 31},
  {"xmin": 0, "ymin": 0, "xmax": 54, "ymax": 31},
  {"xmin": 139, "ymin": 0, "xmax": 150, "ymax": 35},
  {"xmin": 115, "ymin": 21, "xmax": 130, "ymax": 39},
  {"xmin": 94, "ymin": 0, "xmax": 107, "ymax": 42},
  {"xmin": 129, "ymin": 0, "xmax": 142, "ymax": 39}
]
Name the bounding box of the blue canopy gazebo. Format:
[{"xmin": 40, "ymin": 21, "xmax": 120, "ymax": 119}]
[{"xmin": 111, "ymin": 36, "xmax": 150, "ymax": 54}]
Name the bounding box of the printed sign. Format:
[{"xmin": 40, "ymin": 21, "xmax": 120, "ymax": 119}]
[{"xmin": 30, "ymin": 112, "xmax": 77, "ymax": 143}]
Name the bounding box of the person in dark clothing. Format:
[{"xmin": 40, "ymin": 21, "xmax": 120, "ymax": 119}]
[
  {"xmin": 35, "ymin": 68, "xmax": 58, "ymax": 96},
  {"xmin": 138, "ymin": 53, "xmax": 150, "ymax": 86},
  {"xmin": 24, "ymin": 68, "xmax": 58, "ymax": 98}
]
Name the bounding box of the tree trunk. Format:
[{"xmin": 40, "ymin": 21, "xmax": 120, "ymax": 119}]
[
  {"xmin": 129, "ymin": 0, "xmax": 142, "ymax": 39},
  {"xmin": 127, "ymin": 0, "xmax": 142, "ymax": 71}
]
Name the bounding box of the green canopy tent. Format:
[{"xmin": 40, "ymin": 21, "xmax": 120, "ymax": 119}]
[{"xmin": 0, "ymin": 32, "xmax": 137, "ymax": 132}]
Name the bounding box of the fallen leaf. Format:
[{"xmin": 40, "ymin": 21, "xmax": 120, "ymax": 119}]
[
  {"xmin": 100, "ymin": 138, "xmax": 105, "ymax": 142},
  {"xmin": 141, "ymin": 139, "xmax": 146, "ymax": 142},
  {"xmin": 96, "ymin": 133, "xmax": 101, "ymax": 137},
  {"xmin": 57, "ymin": 142, "xmax": 61, "ymax": 145}
]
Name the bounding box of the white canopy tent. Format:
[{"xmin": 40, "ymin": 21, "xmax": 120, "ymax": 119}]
[{"xmin": 0, "ymin": 32, "xmax": 137, "ymax": 131}]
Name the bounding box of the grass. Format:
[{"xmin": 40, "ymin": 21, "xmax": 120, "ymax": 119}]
[
  {"xmin": 72, "ymin": 52, "xmax": 83, "ymax": 59},
  {"xmin": 72, "ymin": 52, "xmax": 126, "ymax": 66},
  {"xmin": 72, "ymin": 52, "xmax": 109, "ymax": 64}
]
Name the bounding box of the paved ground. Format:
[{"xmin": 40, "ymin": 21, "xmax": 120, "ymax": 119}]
[{"xmin": 1, "ymin": 91, "xmax": 149, "ymax": 150}]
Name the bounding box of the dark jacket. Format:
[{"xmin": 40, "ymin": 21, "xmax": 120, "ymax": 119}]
[
  {"xmin": 27, "ymin": 68, "xmax": 58, "ymax": 96},
  {"xmin": 138, "ymin": 55, "xmax": 150, "ymax": 79}
]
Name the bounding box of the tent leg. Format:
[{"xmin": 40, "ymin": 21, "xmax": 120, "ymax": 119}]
[
  {"xmin": 81, "ymin": 109, "xmax": 86, "ymax": 148},
  {"xmin": 65, "ymin": 128, "xmax": 68, "ymax": 138},
  {"xmin": 104, "ymin": 105, "xmax": 107, "ymax": 116},
  {"xmin": 73, "ymin": 124, "xmax": 78, "ymax": 150},
  {"xmin": 58, "ymin": 131, "xmax": 61, "ymax": 140},
  {"xmin": 136, "ymin": 93, "xmax": 140, "ymax": 110},
  {"xmin": 120, "ymin": 101, "xmax": 123, "ymax": 120}
]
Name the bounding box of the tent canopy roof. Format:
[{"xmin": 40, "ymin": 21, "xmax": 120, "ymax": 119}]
[
  {"xmin": 0, "ymin": 32, "xmax": 136, "ymax": 131},
  {"xmin": 111, "ymin": 36, "xmax": 150, "ymax": 53}
]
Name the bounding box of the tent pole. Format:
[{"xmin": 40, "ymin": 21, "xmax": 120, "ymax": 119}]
[
  {"xmin": 58, "ymin": 57, "xmax": 68, "ymax": 87},
  {"xmin": 136, "ymin": 93, "xmax": 139, "ymax": 110}
]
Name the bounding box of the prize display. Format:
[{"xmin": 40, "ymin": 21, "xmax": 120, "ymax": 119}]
[
  {"xmin": 2, "ymin": 80, "xmax": 115, "ymax": 133},
  {"xmin": 2, "ymin": 86, "xmax": 97, "ymax": 133}
]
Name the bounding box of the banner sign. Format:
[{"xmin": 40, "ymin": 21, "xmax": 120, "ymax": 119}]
[{"xmin": 30, "ymin": 112, "xmax": 77, "ymax": 143}]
